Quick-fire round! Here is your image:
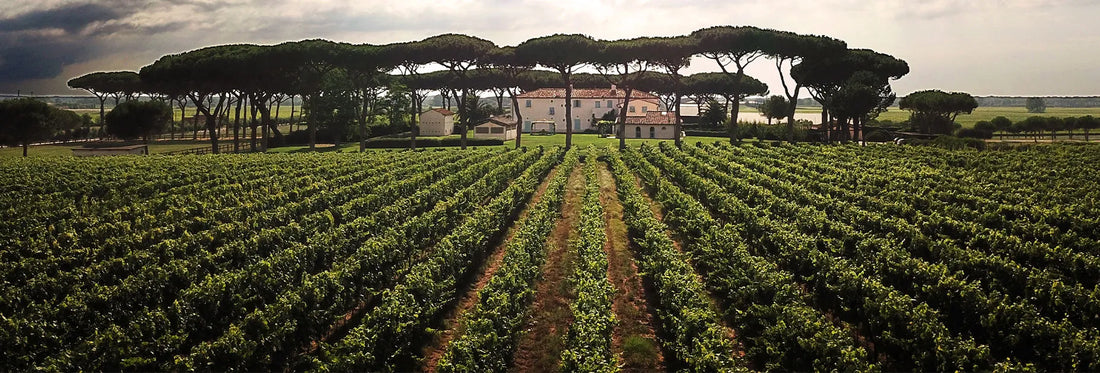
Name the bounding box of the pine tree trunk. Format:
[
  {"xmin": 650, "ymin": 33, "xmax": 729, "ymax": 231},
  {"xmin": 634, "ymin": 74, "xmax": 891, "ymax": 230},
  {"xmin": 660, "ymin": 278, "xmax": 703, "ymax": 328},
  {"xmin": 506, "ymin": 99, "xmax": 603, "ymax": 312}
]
[
  {"xmin": 618, "ymin": 87, "xmax": 633, "ymax": 150},
  {"xmin": 309, "ymin": 123, "xmax": 317, "ymax": 150},
  {"xmin": 785, "ymin": 94, "xmax": 798, "ymax": 142},
  {"xmin": 728, "ymin": 97, "xmax": 740, "ymax": 144},
  {"xmin": 730, "ymin": 68, "xmax": 745, "ymax": 126},
  {"xmin": 205, "ymin": 115, "xmax": 220, "ymax": 154},
  {"xmin": 565, "ymin": 75, "xmax": 573, "ymax": 150},
  {"xmin": 250, "ymin": 100, "xmax": 259, "ymax": 152},
  {"xmin": 95, "ymin": 96, "xmax": 106, "ymax": 142},
  {"xmin": 360, "ymin": 91, "xmax": 368, "ymax": 152},
  {"xmin": 409, "ymin": 92, "xmax": 418, "ymax": 151},
  {"xmin": 233, "ymin": 96, "xmax": 242, "ymax": 153},
  {"xmin": 674, "ymin": 92, "xmax": 683, "ymax": 148},
  {"xmin": 260, "ymin": 102, "xmax": 271, "ymax": 152},
  {"xmin": 460, "ymin": 89, "xmax": 469, "ymax": 150}
]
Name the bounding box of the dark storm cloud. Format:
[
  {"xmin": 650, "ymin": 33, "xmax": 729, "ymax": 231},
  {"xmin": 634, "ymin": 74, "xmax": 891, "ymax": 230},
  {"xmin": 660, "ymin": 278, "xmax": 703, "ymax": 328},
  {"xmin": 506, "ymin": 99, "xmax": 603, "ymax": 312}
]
[
  {"xmin": 0, "ymin": 33, "xmax": 90, "ymax": 82},
  {"xmin": 0, "ymin": 3, "xmax": 120, "ymax": 33},
  {"xmin": 0, "ymin": 1, "xmax": 180, "ymax": 91},
  {"xmin": 89, "ymin": 21, "xmax": 186, "ymax": 37}
]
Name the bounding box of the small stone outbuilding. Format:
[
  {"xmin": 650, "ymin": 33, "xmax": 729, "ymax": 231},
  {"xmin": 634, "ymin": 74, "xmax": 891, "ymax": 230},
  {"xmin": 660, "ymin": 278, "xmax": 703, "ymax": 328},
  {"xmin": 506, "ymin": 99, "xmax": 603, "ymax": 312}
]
[
  {"xmin": 474, "ymin": 116, "xmax": 518, "ymax": 140},
  {"xmin": 624, "ymin": 111, "xmax": 678, "ymax": 139},
  {"xmin": 419, "ymin": 108, "xmax": 455, "ymax": 136}
]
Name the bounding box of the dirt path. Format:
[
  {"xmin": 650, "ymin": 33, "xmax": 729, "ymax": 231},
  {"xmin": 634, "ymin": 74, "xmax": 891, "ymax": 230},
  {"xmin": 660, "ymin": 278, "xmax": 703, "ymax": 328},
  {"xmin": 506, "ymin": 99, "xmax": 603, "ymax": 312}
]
[
  {"xmin": 509, "ymin": 166, "xmax": 584, "ymax": 373},
  {"xmin": 418, "ymin": 165, "xmax": 565, "ymax": 372},
  {"xmin": 598, "ymin": 164, "xmax": 665, "ymax": 372}
]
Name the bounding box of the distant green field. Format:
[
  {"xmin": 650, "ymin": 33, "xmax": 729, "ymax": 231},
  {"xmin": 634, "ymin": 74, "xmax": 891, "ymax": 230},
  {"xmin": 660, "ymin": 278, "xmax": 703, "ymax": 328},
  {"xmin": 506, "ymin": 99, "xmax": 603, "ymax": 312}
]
[
  {"xmin": 705, "ymin": 105, "xmax": 1100, "ymax": 128},
  {"xmin": 789, "ymin": 106, "xmax": 1100, "ymax": 128},
  {"xmin": 172, "ymin": 105, "xmax": 299, "ymax": 122},
  {"xmin": 875, "ymin": 107, "xmax": 1100, "ymax": 128},
  {"xmin": 68, "ymin": 105, "xmax": 300, "ymax": 123}
]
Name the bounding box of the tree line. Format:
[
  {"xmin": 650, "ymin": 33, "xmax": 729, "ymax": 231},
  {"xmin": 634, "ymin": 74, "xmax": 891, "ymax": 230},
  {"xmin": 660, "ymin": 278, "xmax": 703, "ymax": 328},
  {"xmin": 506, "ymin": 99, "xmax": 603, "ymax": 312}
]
[
  {"xmin": 968, "ymin": 115, "xmax": 1100, "ymax": 142},
  {"xmin": 53, "ymin": 26, "xmax": 911, "ymax": 153}
]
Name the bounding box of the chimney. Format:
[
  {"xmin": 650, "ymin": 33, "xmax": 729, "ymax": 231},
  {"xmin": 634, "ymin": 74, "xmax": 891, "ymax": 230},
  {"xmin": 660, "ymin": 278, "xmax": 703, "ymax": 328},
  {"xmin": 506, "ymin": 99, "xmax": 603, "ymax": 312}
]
[{"xmin": 610, "ymin": 84, "xmax": 617, "ymax": 94}]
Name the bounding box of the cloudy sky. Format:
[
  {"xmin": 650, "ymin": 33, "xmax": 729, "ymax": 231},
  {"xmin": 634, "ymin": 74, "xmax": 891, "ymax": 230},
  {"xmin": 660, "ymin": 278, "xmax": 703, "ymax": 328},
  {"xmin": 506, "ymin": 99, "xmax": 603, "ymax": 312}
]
[{"xmin": 1, "ymin": 0, "xmax": 1097, "ymax": 97}]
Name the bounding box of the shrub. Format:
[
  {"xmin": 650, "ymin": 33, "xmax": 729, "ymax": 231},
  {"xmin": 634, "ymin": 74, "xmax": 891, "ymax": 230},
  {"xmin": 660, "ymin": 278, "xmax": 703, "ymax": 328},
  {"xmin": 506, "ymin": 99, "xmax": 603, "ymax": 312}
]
[
  {"xmin": 362, "ymin": 137, "xmax": 503, "ymax": 148},
  {"xmin": 957, "ymin": 128, "xmax": 993, "ymax": 139},
  {"xmin": 864, "ymin": 129, "xmax": 894, "ymax": 142},
  {"xmin": 684, "ymin": 129, "xmax": 727, "ymax": 138},
  {"xmin": 907, "ymin": 135, "xmax": 985, "ymax": 150}
]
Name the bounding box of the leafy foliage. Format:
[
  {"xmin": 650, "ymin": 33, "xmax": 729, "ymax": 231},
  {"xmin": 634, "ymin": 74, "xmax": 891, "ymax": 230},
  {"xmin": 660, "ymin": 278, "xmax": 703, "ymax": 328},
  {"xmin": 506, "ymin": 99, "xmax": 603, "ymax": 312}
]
[
  {"xmin": 757, "ymin": 95, "xmax": 789, "ymax": 124},
  {"xmin": 899, "ymin": 90, "xmax": 979, "ymax": 134},
  {"xmin": 1026, "ymin": 97, "xmax": 1047, "ymax": 113},
  {"xmin": 5, "ymin": 141, "xmax": 1099, "ymax": 372},
  {"xmin": 560, "ymin": 147, "xmax": 618, "ymax": 372},
  {"xmin": 104, "ymin": 100, "xmax": 172, "ymax": 141},
  {"xmin": 0, "ymin": 97, "xmax": 80, "ymax": 154},
  {"xmin": 437, "ymin": 149, "xmax": 579, "ymax": 372}
]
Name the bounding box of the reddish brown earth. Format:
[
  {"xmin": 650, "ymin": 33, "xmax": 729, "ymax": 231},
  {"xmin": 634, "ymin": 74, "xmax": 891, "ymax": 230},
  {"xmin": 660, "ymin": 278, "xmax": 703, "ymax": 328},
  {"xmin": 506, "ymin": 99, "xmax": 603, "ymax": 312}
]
[
  {"xmin": 631, "ymin": 170, "xmax": 745, "ymax": 362},
  {"xmin": 509, "ymin": 166, "xmax": 584, "ymax": 373},
  {"xmin": 598, "ymin": 164, "xmax": 665, "ymax": 372},
  {"xmin": 418, "ymin": 165, "xmax": 564, "ymax": 372}
]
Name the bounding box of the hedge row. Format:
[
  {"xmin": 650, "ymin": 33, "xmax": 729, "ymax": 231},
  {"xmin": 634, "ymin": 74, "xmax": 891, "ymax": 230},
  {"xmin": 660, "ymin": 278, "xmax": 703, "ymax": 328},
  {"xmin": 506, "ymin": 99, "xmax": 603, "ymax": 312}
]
[{"xmin": 364, "ymin": 137, "xmax": 505, "ymax": 148}]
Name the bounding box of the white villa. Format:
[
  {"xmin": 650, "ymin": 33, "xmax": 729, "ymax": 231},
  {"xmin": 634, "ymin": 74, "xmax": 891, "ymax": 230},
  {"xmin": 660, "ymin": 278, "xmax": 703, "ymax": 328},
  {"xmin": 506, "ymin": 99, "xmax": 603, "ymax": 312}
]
[
  {"xmin": 515, "ymin": 86, "xmax": 661, "ymax": 133},
  {"xmin": 625, "ymin": 111, "xmax": 679, "ymax": 139},
  {"xmin": 419, "ymin": 108, "xmax": 455, "ymax": 136}
]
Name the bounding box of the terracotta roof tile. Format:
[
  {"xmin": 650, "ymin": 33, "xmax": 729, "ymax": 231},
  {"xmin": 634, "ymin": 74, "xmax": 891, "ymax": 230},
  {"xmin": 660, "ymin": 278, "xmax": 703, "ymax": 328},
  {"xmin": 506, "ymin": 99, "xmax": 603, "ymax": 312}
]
[
  {"xmin": 626, "ymin": 111, "xmax": 678, "ymax": 125},
  {"xmin": 478, "ymin": 116, "xmax": 518, "ymax": 128},
  {"xmin": 517, "ymin": 87, "xmax": 659, "ymax": 100},
  {"xmin": 425, "ymin": 108, "xmax": 454, "ymax": 115}
]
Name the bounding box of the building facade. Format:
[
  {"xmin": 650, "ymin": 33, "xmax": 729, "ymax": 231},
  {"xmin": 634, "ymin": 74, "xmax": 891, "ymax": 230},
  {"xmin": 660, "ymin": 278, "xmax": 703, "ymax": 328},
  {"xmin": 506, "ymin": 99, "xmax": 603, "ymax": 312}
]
[
  {"xmin": 419, "ymin": 108, "xmax": 455, "ymax": 136},
  {"xmin": 624, "ymin": 111, "xmax": 679, "ymax": 139},
  {"xmin": 515, "ymin": 86, "xmax": 661, "ymax": 133},
  {"xmin": 473, "ymin": 116, "xmax": 518, "ymax": 140}
]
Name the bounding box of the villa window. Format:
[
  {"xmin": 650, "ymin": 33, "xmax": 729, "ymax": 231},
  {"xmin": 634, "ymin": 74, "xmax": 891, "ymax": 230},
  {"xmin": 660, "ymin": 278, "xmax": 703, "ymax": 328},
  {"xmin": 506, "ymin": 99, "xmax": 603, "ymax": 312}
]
[
  {"xmin": 629, "ymin": 106, "xmax": 636, "ymax": 113},
  {"xmin": 549, "ymin": 107, "xmax": 555, "ymax": 115},
  {"xmin": 525, "ymin": 100, "xmax": 532, "ymax": 108},
  {"xmin": 642, "ymin": 106, "xmax": 648, "ymax": 112},
  {"xmin": 607, "ymin": 100, "xmax": 613, "ymax": 108},
  {"xmin": 649, "ymin": 127, "xmax": 655, "ymax": 138},
  {"xmin": 634, "ymin": 127, "xmax": 641, "ymax": 138},
  {"xmin": 573, "ymin": 100, "xmax": 581, "ymax": 107},
  {"xmin": 595, "ymin": 101, "xmax": 601, "ymax": 108}
]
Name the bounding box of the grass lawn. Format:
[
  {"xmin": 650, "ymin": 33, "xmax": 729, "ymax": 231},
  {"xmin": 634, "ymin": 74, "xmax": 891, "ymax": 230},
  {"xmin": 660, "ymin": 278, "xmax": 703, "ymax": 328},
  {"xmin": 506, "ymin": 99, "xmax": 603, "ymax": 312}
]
[
  {"xmin": 0, "ymin": 141, "xmax": 226, "ymax": 159},
  {"xmin": 266, "ymin": 132, "xmax": 735, "ymax": 153}
]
